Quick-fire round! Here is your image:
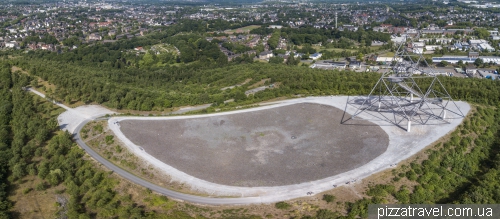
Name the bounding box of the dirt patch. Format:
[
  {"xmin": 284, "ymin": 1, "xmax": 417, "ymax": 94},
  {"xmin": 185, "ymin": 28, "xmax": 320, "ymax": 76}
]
[
  {"xmin": 247, "ymin": 78, "xmax": 270, "ymax": 89},
  {"xmin": 221, "ymin": 78, "xmax": 253, "ymax": 91},
  {"xmin": 12, "ymin": 66, "xmax": 56, "ymax": 94},
  {"xmin": 11, "ymin": 66, "xmax": 28, "ymax": 74},
  {"xmin": 9, "ymin": 176, "xmax": 65, "ymax": 219},
  {"xmin": 120, "ymin": 103, "xmax": 389, "ymax": 187}
]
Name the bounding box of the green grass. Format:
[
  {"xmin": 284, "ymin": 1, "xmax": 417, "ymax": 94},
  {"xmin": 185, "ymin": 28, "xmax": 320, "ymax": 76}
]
[
  {"xmin": 313, "ymin": 45, "xmax": 358, "ymax": 53},
  {"xmin": 145, "ymin": 195, "xmax": 171, "ymax": 207},
  {"xmin": 381, "ymin": 51, "xmax": 395, "ymax": 57},
  {"xmin": 240, "ymin": 25, "xmax": 261, "ymax": 32},
  {"xmin": 225, "ymin": 25, "xmax": 261, "ymax": 34}
]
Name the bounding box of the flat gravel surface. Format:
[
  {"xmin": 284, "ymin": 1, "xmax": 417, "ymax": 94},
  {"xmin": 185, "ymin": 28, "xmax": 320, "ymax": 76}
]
[{"xmin": 120, "ymin": 103, "xmax": 389, "ymax": 187}]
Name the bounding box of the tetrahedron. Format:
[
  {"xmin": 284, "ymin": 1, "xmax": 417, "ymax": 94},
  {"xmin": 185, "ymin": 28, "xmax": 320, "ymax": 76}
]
[{"xmin": 350, "ymin": 31, "xmax": 465, "ymax": 132}]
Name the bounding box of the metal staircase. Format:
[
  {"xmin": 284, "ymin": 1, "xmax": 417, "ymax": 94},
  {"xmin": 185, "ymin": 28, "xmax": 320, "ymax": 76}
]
[{"xmin": 398, "ymin": 82, "xmax": 423, "ymax": 98}]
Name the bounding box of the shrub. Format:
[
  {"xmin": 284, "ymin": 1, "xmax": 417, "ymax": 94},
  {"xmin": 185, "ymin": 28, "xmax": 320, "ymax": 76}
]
[
  {"xmin": 105, "ymin": 135, "xmax": 114, "ymax": 145},
  {"xmin": 36, "ymin": 182, "xmax": 46, "ymax": 191},
  {"xmin": 275, "ymin": 201, "xmax": 291, "ymax": 209},
  {"xmin": 322, "ymin": 194, "xmax": 336, "ymax": 203},
  {"xmin": 23, "ymin": 188, "xmax": 32, "ymax": 194},
  {"xmin": 94, "ymin": 124, "xmax": 103, "ymax": 133},
  {"xmin": 406, "ymin": 170, "xmax": 418, "ymax": 181}
]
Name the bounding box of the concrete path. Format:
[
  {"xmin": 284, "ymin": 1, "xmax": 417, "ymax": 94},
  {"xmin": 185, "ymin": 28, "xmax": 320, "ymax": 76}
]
[{"xmin": 28, "ymin": 88, "xmax": 72, "ymax": 111}]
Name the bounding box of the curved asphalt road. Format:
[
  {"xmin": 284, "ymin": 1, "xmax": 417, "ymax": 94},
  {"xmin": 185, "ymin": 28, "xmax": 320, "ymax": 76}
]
[
  {"xmin": 74, "ymin": 118, "xmax": 263, "ymax": 205},
  {"xmin": 33, "ymin": 86, "xmax": 470, "ymax": 205},
  {"xmin": 27, "ymin": 87, "xmax": 268, "ymax": 205}
]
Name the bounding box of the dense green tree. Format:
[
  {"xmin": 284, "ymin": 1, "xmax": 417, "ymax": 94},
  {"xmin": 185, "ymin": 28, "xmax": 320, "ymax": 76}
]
[
  {"xmin": 286, "ymin": 53, "xmax": 300, "ymax": 66},
  {"xmin": 267, "ymin": 30, "xmax": 280, "ymax": 50},
  {"xmin": 269, "ymin": 56, "xmax": 284, "ymax": 64},
  {"xmin": 0, "ymin": 63, "xmax": 13, "ymax": 217},
  {"xmin": 438, "ymin": 60, "xmax": 449, "ymax": 67},
  {"xmin": 356, "ymin": 53, "xmax": 364, "ymax": 61},
  {"xmin": 474, "ymin": 28, "xmax": 490, "ymax": 39},
  {"xmin": 474, "ymin": 58, "xmax": 484, "ymax": 67}
]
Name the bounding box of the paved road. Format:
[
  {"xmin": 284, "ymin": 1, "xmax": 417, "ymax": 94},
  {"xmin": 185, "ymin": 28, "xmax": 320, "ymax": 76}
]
[
  {"xmin": 74, "ymin": 118, "xmax": 263, "ymax": 205},
  {"xmin": 28, "ymin": 88, "xmax": 72, "ymax": 111},
  {"xmin": 27, "ymin": 87, "xmax": 264, "ymax": 205}
]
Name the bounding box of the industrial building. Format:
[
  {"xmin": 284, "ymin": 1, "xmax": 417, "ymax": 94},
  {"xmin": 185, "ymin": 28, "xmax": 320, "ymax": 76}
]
[{"xmin": 432, "ymin": 56, "xmax": 500, "ymax": 64}]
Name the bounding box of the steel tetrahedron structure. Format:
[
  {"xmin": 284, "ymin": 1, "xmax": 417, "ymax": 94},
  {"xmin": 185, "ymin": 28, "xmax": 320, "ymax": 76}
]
[{"xmin": 350, "ymin": 31, "xmax": 465, "ymax": 132}]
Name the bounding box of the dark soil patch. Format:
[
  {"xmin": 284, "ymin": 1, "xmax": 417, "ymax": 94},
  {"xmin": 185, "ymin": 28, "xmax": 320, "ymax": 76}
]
[{"xmin": 120, "ymin": 103, "xmax": 389, "ymax": 187}]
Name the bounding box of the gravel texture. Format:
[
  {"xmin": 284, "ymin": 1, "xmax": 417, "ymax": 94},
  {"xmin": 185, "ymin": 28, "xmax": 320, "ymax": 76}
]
[
  {"xmin": 120, "ymin": 103, "xmax": 389, "ymax": 187},
  {"xmin": 57, "ymin": 105, "xmax": 116, "ymax": 133}
]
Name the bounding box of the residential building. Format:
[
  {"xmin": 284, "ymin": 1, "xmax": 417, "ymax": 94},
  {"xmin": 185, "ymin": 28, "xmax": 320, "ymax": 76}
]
[
  {"xmin": 259, "ymin": 51, "xmax": 273, "ymax": 59},
  {"xmin": 310, "ymin": 53, "xmax": 322, "ymax": 60},
  {"xmin": 88, "ymin": 33, "xmax": 102, "ymax": 41},
  {"xmin": 5, "ymin": 41, "xmax": 19, "ymax": 48}
]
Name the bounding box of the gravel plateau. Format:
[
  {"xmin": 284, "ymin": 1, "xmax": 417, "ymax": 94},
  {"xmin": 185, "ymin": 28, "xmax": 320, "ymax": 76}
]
[{"xmin": 120, "ymin": 103, "xmax": 389, "ymax": 187}]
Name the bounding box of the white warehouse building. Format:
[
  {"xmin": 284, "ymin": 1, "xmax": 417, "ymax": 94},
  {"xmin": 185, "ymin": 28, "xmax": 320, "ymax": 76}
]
[
  {"xmin": 478, "ymin": 43, "xmax": 495, "ymax": 52},
  {"xmin": 432, "ymin": 56, "xmax": 500, "ymax": 64}
]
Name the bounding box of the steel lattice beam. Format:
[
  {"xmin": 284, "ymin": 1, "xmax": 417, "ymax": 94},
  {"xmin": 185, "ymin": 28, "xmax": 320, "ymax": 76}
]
[{"xmin": 350, "ymin": 31, "xmax": 465, "ymax": 132}]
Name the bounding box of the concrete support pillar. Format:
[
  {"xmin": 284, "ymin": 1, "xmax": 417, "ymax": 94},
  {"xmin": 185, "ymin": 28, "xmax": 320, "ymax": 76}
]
[
  {"xmin": 443, "ymin": 110, "xmax": 446, "ymax": 119},
  {"xmin": 407, "ymin": 120, "xmax": 411, "ymax": 132},
  {"xmin": 378, "ymin": 102, "xmax": 381, "ymax": 111}
]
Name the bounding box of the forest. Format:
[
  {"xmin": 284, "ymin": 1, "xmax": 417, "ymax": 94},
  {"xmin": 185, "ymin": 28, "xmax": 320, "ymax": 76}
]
[
  {"xmin": 0, "ymin": 64, "xmax": 204, "ymax": 218},
  {"xmin": 1, "ymin": 57, "xmax": 499, "ymax": 218},
  {"xmin": 1, "ymin": 14, "xmax": 500, "ymax": 216},
  {"xmin": 250, "ymin": 26, "xmax": 392, "ymax": 47},
  {"xmin": 11, "ymin": 53, "xmax": 500, "ymax": 113},
  {"xmin": 1, "ymin": 41, "xmax": 500, "ymax": 218},
  {"xmin": 0, "ymin": 64, "xmax": 13, "ymax": 218}
]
